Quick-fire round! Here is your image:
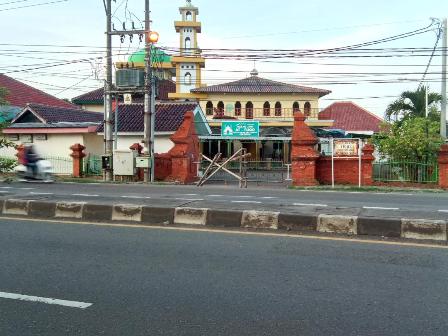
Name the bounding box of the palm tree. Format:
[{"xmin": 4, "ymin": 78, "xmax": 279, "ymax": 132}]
[{"xmin": 385, "ymin": 86, "xmax": 441, "ymax": 121}]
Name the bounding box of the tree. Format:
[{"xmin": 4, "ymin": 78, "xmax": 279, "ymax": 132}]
[
  {"xmin": 0, "ymin": 86, "xmax": 16, "ymax": 173},
  {"xmin": 373, "ymin": 117, "xmax": 443, "ymax": 162},
  {"xmin": 385, "ymin": 86, "xmax": 442, "ymax": 121}
]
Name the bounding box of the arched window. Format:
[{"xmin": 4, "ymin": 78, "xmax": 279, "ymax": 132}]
[
  {"xmin": 184, "ymin": 72, "xmax": 192, "ymax": 85},
  {"xmin": 206, "ymin": 101, "xmax": 213, "ymax": 116},
  {"xmin": 235, "ymin": 101, "xmax": 242, "ymax": 116},
  {"xmin": 186, "ymin": 11, "xmax": 192, "ymax": 21},
  {"xmin": 217, "ymin": 101, "xmax": 224, "ymax": 112},
  {"xmin": 275, "ymin": 102, "xmax": 282, "ymax": 116},
  {"xmin": 245, "ymin": 102, "xmax": 253, "ymax": 119},
  {"xmin": 263, "ymin": 102, "xmax": 271, "ymax": 116},
  {"xmin": 304, "ymin": 102, "xmax": 311, "ymax": 117},
  {"xmin": 293, "ymin": 102, "xmax": 300, "ymax": 113},
  {"xmin": 185, "ymin": 37, "xmax": 191, "ymax": 49}
]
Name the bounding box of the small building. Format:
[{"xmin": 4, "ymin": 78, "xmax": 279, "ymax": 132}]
[
  {"xmin": 0, "ymin": 73, "xmax": 78, "ymax": 121},
  {"xmin": 319, "ymin": 101, "xmax": 383, "ymax": 137}
]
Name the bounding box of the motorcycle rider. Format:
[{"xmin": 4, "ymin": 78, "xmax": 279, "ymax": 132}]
[{"xmin": 24, "ymin": 144, "xmax": 39, "ymax": 178}]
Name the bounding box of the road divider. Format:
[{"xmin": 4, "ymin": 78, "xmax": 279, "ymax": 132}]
[{"xmin": 0, "ymin": 200, "xmax": 447, "ymax": 243}]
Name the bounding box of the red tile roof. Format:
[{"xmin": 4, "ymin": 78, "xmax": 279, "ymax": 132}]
[
  {"xmin": 72, "ymin": 79, "xmax": 176, "ymax": 105},
  {"xmin": 319, "ymin": 101, "xmax": 383, "ymax": 133},
  {"xmin": 15, "ymin": 104, "xmax": 103, "ymax": 123},
  {"xmin": 0, "ymin": 74, "xmax": 79, "ymax": 109},
  {"xmin": 191, "ymin": 75, "xmax": 331, "ymax": 97}
]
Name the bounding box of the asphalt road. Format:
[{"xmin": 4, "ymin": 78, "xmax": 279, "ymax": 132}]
[
  {"xmin": 1, "ymin": 181, "xmax": 448, "ymax": 220},
  {"xmin": 1, "ymin": 218, "xmax": 448, "ymax": 335}
]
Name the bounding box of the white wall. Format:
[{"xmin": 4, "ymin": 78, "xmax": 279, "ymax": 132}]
[
  {"xmin": 179, "ymin": 63, "xmax": 196, "ymax": 93},
  {"xmin": 113, "ymin": 134, "xmax": 174, "ymax": 154}
]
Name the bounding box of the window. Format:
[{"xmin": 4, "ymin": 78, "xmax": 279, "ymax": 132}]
[
  {"xmin": 304, "ymin": 102, "xmax": 311, "ymax": 117},
  {"xmin": 293, "ymin": 102, "xmax": 300, "ymax": 113},
  {"xmin": 186, "ymin": 11, "xmax": 192, "ymax": 21},
  {"xmin": 275, "ymin": 102, "xmax": 282, "ymax": 116},
  {"xmin": 206, "ymin": 101, "xmax": 213, "ymax": 115},
  {"xmin": 263, "ymin": 102, "xmax": 271, "ymax": 116},
  {"xmin": 184, "ymin": 72, "xmax": 192, "ymax": 85},
  {"xmin": 245, "ymin": 102, "xmax": 253, "ymax": 119},
  {"xmin": 235, "ymin": 101, "xmax": 241, "ymax": 116},
  {"xmin": 217, "ymin": 101, "xmax": 224, "ymax": 113},
  {"xmin": 185, "ymin": 37, "xmax": 191, "ymax": 49}
]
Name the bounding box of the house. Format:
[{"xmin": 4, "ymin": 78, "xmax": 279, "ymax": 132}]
[
  {"xmin": 319, "ymin": 101, "xmax": 383, "ymax": 137},
  {"xmin": 0, "ymin": 73, "xmax": 78, "ymax": 121}
]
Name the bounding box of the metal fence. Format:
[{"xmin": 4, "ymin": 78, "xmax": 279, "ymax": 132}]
[
  {"xmin": 84, "ymin": 155, "xmax": 102, "ymax": 176},
  {"xmin": 373, "ymin": 161, "xmax": 439, "ymax": 183},
  {"xmin": 0, "ymin": 155, "xmax": 72, "ymax": 175}
]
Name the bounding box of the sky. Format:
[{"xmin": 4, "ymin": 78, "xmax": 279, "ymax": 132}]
[{"xmin": 0, "ymin": 0, "xmax": 447, "ymax": 118}]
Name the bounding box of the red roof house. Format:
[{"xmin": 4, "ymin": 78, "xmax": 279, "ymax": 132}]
[
  {"xmin": 319, "ymin": 101, "xmax": 383, "ymax": 135},
  {"xmin": 0, "ymin": 74, "xmax": 78, "ymax": 109}
]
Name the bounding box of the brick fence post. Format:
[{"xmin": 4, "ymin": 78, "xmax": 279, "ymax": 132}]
[
  {"xmin": 70, "ymin": 143, "xmax": 86, "ymax": 178},
  {"xmin": 15, "ymin": 144, "xmax": 26, "ymax": 165},
  {"xmin": 438, "ymin": 144, "xmax": 448, "ymax": 189},
  {"xmin": 130, "ymin": 143, "xmax": 144, "ymax": 181},
  {"xmin": 291, "ymin": 112, "xmax": 320, "ymax": 186},
  {"xmin": 361, "ymin": 143, "xmax": 375, "ymax": 186}
]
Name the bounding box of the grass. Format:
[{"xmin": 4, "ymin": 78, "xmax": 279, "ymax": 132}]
[{"xmin": 289, "ymin": 185, "xmax": 446, "ymax": 193}]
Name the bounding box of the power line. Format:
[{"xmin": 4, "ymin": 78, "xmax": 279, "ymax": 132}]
[{"xmin": 0, "ymin": 0, "xmax": 68, "ymax": 12}]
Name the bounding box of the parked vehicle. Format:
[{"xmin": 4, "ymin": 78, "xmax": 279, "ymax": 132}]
[{"xmin": 15, "ymin": 159, "xmax": 54, "ymax": 182}]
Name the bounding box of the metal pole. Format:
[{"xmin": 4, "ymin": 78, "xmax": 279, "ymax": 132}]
[
  {"xmin": 104, "ymin": 0, "xmax": 113, "ymax": 181},
  {"xmin": 425, "ymin": 84, "xmax": 428, "ymax": 117},
  {"xmin": 358, "ymin": 139, "xmax": 362, "ymax": 188},
  {"xmin": 150, "ymin": 50, "xmax": 156, "ymax": 182},
  {"xmin": 331, "ymin": 138, "xmax": 335, "ymax": 189},
  {"xmin": 143, "ymin": 0, "xmax": 151, "ymax": 182},
  {"xmin": 114, "ymin": 95, "xmax": 118, "ymax": 150},
  {"xmin": 442, "ymin": 18, "xmax": 447, "ymax": 140}
]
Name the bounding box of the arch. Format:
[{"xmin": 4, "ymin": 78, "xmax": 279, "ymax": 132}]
[
  {"xmin": 235, "ymin": 101, "xmax": 242, "ymax": 116},
  {"xmin": 304, "ymin": 101, "xmax": 311, "ymax": 117},
  {"xmin": 293, "ymin": 101, "xmax": 300, "ymax": 113},
  {"xmin": 275, "ymin": 102, "xmax": 282, "ymax": 116},
  {"xmin": 206, "ymin": 101, "xmax": 213, "ymax": 116},
  {"xmin": 245, "ymin": 101, "xmax": 253, "ymax": 119},
  {"xmin": 185, "ymin": 11, "xmax": 192, "ymax": 21},
  {"xmin": 217, "ymin": 101, "xmax": 224, "ymax": 112},
  {"xmin": 184, "ymin": 72, "xmax": 192, "ymax": 85},
  {"xmin": 185, "ymin": 37, "xmax": 191, "ymax": 49},
  {"xmin": 263, "ymin": 101, "xmax": 271, "ymax": 116}
]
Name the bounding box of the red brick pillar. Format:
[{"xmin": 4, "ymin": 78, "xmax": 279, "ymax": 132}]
[
  {"xmin": 438, "ymin": 144, "xmax": 448, "ymax": 189},
  {"xmin": 15, "ymin": 144, "xmax": 26, "ymax": 165},
  {"xmin": 70, "ymin": 143, "xmax": 86, "ymax": 178},
  {"xmin": 167, "ymin": 111, "xmax": 199, "ymax": 184},
  {"xmin": 361, "ymin": 143, "xmax": 375, "ymax": 186},
  {"xmin": 291, "ymin": 112, "xmax": 320, "ymax": 186},
  {"xmin": 130, "ymin": 143, "xmax": 144, "ymax": 181}
]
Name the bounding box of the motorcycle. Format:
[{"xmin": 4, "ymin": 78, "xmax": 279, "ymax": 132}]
[{"xmin": 15, "ymin": 158, "xmax": 54, "ymax": 182}]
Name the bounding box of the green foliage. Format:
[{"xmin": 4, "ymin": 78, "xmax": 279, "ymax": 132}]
[
  {"xmin": 0, "ymin": 157, "xmax": 17, "ymax": 173},
  {"xmin": 385, "ymin": 86, "xmax": 442, "ymax": 121},
  {"xmin": 373, "ymin": 117, "xmax": 443, "ymax": 162},
  {"xmin": 0, "ymin": 87, "xmax": 9, "ymax": 106}
]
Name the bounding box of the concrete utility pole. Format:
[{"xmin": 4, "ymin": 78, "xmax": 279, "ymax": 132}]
[
  {"xmin": 143, "ymin": 0, "xmax": 151, "ymax": 182},
  {"xmin": 441, "ymin": 18, "xmax": 447, "ymax": 140},
  {"xmin": 104, "ymin": 0, "xmax": 114, "ymax": 181}
]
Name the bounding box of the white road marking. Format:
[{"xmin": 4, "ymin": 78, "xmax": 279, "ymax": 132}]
[
  {"xmin": 231, "ymin": 201, "xmax": 262, "ymax": 204},
  {"xmin": 0, "ymin": 187, "xmax": 12, "ymax": 189},
  {"xmin": 207, "ymin": 195, "xmax": 224, "ymax": 197},
  {"xmin": 30, "ymin": 192, "xmax": 53, "ymax": 195},
  {"xmin": 121, "ymin": 196, "xmax": 151, "ymax": 199},
  {"xmin": 261, "ymin": 196, "xmax": 278, "ymax": 199},
  {"xmin": 19, "ymin": 188, "xmax": 34, "ymax": 190},
  {"xmin": 181, "ymin": 193, "xmax": 198, "ymax": 196},
  {"xmin": 72, "ymin": 194, "xmax": 99, "ymax": 197},
  {"xmin": 173, "ymin": 198, "xmax": 204, "ymax": 201},
  {"xmin": 0, "ymin": 191, "xmax": 9, "ymax": 193},
  {"xmin": 0, "ymin": 291, "xmax": 92, "ymax": 309},
  {"xmin": 293, "ymin": 203, "xmax": 328, "ymax": 207},
  {"xmin": 438, "ymin": 210, "xmax": 448, "ymax": 213},
  {"xmin": 235, "ymin": 195, "xmax": 254, "ymax": 198},
  {"xmin": 363, "ymin": 206, "xmax": 400, "ymax": 210}
]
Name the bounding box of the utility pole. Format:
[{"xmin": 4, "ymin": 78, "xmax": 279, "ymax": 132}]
[
  {"xmin": 441, "ymin": 18, "xmax": 447, "ymax": 140},
  {"xmin": 143, "ymin": 0, "xmax": 151, "ymax": 182},
  {"xmin": 104, "ymin": 0, "xmax": 114, "ymax": 181}
]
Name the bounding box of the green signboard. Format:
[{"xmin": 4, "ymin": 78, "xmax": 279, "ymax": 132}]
[{"xmin": 221, "ymin": 121, "xmax": 260, "ymax": 138}]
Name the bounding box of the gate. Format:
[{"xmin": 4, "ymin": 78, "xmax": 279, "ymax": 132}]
[{"xmin": 373, "ymin": 161, "xmax": 439, "ymax": 183}]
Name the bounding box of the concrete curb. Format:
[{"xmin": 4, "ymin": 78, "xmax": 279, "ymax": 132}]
[{"xmin": 0, "ymin": 200, "xmax": 447, "ymax": 243}]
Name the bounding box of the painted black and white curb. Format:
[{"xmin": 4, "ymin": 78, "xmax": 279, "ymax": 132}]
[{"xmin": 1, "ymin": 199, "xmax": 447, "ymax": 242}]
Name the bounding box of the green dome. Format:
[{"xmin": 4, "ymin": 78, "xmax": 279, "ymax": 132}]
[{"xmin": 128, "ymin": 47, "xmax": 171, "ymax": 63}]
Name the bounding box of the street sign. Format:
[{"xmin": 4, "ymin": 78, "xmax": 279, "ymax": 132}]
[
  {"xmin": 333, "ymin": 139, "xmax": 359, "ymax": 157},
  {"xmin": 221, "ymin": 121, "xmax": 260, "ymax": 138}
]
